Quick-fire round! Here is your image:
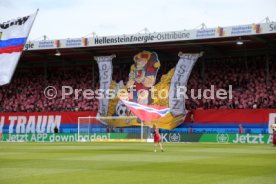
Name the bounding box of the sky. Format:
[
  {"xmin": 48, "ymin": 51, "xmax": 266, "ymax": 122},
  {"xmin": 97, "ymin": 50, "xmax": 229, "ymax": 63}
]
[{"xmin": 0, "ymin": 0, "xmax": 276, "ymax": 40}]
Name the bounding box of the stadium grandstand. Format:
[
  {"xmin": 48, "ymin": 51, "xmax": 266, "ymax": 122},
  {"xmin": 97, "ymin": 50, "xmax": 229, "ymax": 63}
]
[
  {"xmin": 2, "ymin": 24, "xmax": 276, "ymax": 111},
  {"xmin": 0, "ymin": 22, "xmax": 275, "ymax": 135}
]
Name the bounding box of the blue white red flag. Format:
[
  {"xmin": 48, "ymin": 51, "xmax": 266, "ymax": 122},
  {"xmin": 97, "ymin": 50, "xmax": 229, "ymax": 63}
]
[
  {"xmin": 0, "ymin": 10, "xmax": 38, "ymax": 86},
  {"xmin": 121, "ymin": 100, "xmax": 171, "ymax": 122}
]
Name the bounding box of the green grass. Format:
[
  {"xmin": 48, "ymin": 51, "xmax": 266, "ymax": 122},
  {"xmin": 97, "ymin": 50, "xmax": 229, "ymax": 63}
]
[{"xmin": 0, "ymin": 142, "xmax": 275, "ymax": 184}]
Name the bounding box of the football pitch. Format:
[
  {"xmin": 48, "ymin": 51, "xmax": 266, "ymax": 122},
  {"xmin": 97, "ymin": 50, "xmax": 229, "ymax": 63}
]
[{"xmin": 0, "ymin": 142, "xmax": 275, "ymax": 184}]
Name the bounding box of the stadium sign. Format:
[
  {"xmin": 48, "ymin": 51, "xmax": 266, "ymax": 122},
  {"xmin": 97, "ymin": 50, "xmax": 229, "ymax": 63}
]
[
  {"xmin": 232, "ymin": 134, "xmax": 266, "ymax": 144},
  {"xmin": 169, "ymin": 133, "xmax": 181, "ymax": 142},
  {"xmin": 160, "ymin": 133, "xmax": 273, "ymax": 144},
  {"xmin": 160, "ymin": 133, "xmax": 182, "ymax": 142},
  {"xmin": 0, "ymin": 115, "xmax": 61, "ymax": 134},
  {"xmin": 196, "ymin": 28, "xmax": 216, "ymax": 38},
  {"xmin": 216, "ymin": 134, "xmax": 229, "ymax": 143},
  {"xmin": 269, "ymin": 23, "xmax": 276, "ymax": 31},
  {"xmin": 38, "ymin": 40, "xmax": 55, "ymax": 49},
  {"xmin": 1, "ymin": 110, "xmax": 275, "ymax": 133},
  {"xmin": 202, "ymin": 134, "xmax": 273, "ymax": 144},
  {"xmin": 23, "ymin": 22, "xmax": 276, "ymax": 50},
  {"xmin": 0, "ymin": 133, "xmax": 273, "ymax": 144},
  {"xmin": 0, "ymin": 111, "xmax": 97, "ymax": 134},
  {"xmin": 1, "ymin": 133, "xmax": 126, "ymax": 142}
]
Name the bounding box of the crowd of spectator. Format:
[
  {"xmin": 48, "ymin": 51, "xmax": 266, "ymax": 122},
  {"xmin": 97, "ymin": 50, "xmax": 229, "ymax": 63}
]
[
  {"xmin": 0, "ymin": 67, "xmax": 99, "ymax": 112},
  {"xmin": 0, "ymin": 56, "xmax": 275, "ymax": 112},
  {"xmin": 186, "ymin": 56, "xmax": 276, "ymax": 109}
]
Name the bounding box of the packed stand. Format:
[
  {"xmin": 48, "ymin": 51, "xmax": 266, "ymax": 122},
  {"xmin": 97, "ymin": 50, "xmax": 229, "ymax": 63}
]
[{"xmin": 0, "ymin": 56, "xmax": 275, "ymax": 112}]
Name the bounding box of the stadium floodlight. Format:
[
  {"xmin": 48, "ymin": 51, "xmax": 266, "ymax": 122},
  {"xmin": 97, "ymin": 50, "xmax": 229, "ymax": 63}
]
[
  {"xmin": 236, "ymin": 37, "xmax": 244, "ymax": 45},
  {"xmin": 136, "ymin": 27, "xmax": 150, "ymax": 34},
  {"xmin": 55, "ymin": 50, "xmax": 61, "ymax": 56},
  {"xmin": 259, "ymin": 16, "xmax": 271, "ymax": 23}
]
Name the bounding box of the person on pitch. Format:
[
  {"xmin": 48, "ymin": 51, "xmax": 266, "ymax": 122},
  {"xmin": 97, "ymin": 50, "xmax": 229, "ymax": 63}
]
[
  {"xmin": 271, "ymin": 124, "xmax": 276, "ymax": 147},
  {"xmin": 153, "ymin": 124, "xmax": 164, "ymax": 152}
]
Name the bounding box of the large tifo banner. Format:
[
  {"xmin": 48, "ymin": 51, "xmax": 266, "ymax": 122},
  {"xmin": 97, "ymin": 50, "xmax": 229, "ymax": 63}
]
[
  {"xmin": 96, "ymin": 51, "xmax": 202, "ymax": 130},
  {"xmin": 0, "ymin": 11, "xmax": 38, "ymax": 86}
]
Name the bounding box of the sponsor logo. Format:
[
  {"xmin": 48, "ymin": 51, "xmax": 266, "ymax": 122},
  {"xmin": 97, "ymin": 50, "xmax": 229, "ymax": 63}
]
[
  {"xmin": 82, "ymin": 38, "xmax": 89, "ymax": 46},
  {"xmin": 65, "ymin": 39, "xmax": 82, "ymax": 47},
  {"xmin": 38, "ymin": 40, "xmax": 55, "ymax": 48},
  {"xmin": 169, "ymin": 133, "xmax": 181, "ymax": 142},
  {"xmin": 196, "ymin": 29, "xmax": 216, "ymax": 38},
  {"xmin": 217, "ymin": 133, "xmax": 229, "ymax": 143},
  {"xmin": 216, "ymin": 27, "xmax": 225, "ymax": 36},
  {"xmin": 253, "ymin": 24, "xmax": 262, "ymax": 33},
  {"xmin": 55, "ymin": 40, "xmax": 61, "ymax": 48},
  {"xmin": 231, "ymin": 25, "xmax": 252, "ymax": 35},
  {"xmin": 160, "ymin": 133, "xmax": 181, "ymax": 142}
]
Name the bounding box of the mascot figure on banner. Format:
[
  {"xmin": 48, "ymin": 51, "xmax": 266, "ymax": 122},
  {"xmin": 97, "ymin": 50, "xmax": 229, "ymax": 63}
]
[
  {"xmin": 103, "ymin": 51, "xmax": 161, "ymax": 127},
  {"xmin": 126, "ymin": 51, "xmax": 160, "ymax": 104}
]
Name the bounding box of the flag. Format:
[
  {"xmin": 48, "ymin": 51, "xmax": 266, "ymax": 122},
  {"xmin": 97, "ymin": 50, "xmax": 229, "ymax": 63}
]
[
  {"xmin": 168, "ymin": 52, "xmax": 202, "ymax": 116},
  {"xmin": 0, "ymin": 10, "xmax": 38, "ymax": 86},
  {"xmin": 121, "ymin": 100, "xmax": 171, "ymax": 122},
  {"xmin": 95, "ymin": 55, "xmax": 115, "ymax": 116}
]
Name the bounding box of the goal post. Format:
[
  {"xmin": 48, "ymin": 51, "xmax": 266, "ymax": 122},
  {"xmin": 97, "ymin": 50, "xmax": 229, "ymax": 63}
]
[{"xmin": 77, "ymin": 116, "xmax": 151, "ymax": 142}]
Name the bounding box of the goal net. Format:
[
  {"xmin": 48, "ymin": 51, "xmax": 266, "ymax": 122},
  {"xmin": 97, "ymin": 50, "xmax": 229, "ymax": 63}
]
[{"xmin": 77, "ymin": 116, "xmax": 151, "ymax": 142}]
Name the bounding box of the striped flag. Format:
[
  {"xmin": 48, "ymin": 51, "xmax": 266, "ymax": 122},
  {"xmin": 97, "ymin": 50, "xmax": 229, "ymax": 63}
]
[
  {"xmin": 0, "ymin": 10, "xmax": 38, "ymax": 86},
  {"xmin": 121, "ymin": 100, "xmax": 171, "ymax": 122}
]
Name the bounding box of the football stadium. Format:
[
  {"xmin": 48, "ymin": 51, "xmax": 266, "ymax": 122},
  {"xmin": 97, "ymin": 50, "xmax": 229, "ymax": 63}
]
[{"xmin": 1, "ymin": 2, "xmax": 276, "ymax": 184}]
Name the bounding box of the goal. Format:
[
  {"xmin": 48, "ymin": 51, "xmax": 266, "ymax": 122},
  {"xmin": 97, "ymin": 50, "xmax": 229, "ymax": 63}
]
[{"xmin": 77, "ymin": 116, "xmax": 151, "ymax": 142}]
